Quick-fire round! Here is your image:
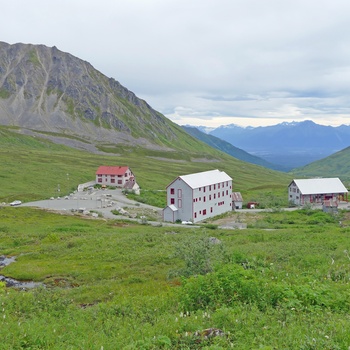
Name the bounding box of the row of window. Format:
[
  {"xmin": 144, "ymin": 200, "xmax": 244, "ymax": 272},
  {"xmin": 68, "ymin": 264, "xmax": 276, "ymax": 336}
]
[
  {"xmin": 198, "ymin": 182, "xmax": 231, "ymax": 192},
  {"xmin": 193, "ymin": 202, "xmax": 232, "ymax": 218},
  {"xmin": 98, "ymin": 178, "xmax": 123, "ymax": 184},
  {"xmin": 170, "ymin": 182, "xmax": 231, "ymax": 195},
  {"xmin": 193, "ymin": 191, "xmax": 231, "ymax": 202},
  {"xmin": 289, "ymin": 187, "xmax": 299, "ymax": 193},
  {"xmin": 98, "ymin": 174, "xmax": 128, "ymax": 178}
]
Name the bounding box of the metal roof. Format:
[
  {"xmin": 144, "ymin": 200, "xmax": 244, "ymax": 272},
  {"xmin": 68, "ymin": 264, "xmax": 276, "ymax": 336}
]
[
  {"xmin": 167, "ymin": 204, "xmax": 178, "ymax": 211},
  {"xmin": 232, "ymin": 192, "xmax": 243, "ymax": 202},
  {"xmin": 291, "ymin": 178, "xmax": 348, "ymax": 195},
  {"xmin": 96, "ymin": 166, "xmax": 129, "ymax": 175},
  {"xmin": 179, "ymin": 169, "xmax": 232, "ymax": 189}
]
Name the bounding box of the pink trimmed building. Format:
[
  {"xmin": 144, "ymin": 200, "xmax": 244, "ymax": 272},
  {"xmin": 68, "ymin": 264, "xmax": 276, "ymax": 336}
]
[
  {"xmin": 95, "ymin": 166, "xmax": 135, "ymax": 188},
  {"xmin": 163, "ymin": 169, "xmax": 233, "ymax": 223}
]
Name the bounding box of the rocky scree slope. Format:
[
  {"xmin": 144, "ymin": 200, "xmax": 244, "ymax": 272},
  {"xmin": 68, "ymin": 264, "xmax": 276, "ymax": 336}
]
[{"xmin": 0, "ymin": 41, "xmax": 187, "ymax": 151}]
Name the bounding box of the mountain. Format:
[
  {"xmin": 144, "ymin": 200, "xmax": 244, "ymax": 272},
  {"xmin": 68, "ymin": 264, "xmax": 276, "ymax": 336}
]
[
  {"xmin": 0, "ymin": 42, "xmax": 293, "ymax": 204},
  {"xmin": 291, "ymin": 146, "xmax": 350, "ymax": 186},
  {"xmin": 209, "ymin": 121, "xmax": 350, "ymax": 170},
  {"xmin": 0, "ymin": 41, "xmax": 202, "ymax": 153},
  {"xmin": 181, "ymin": 125, "xmax": 287, "ymax": 171}
]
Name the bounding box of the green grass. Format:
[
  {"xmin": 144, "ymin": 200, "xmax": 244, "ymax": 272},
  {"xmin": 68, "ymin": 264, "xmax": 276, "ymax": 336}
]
[
  {"xmin": 0, "ymin": 125, "xmax": 291, "ymax": 205},
  {"xmin": 1, "ymin": 207, "xmax": 350, "ymax": 348},
  {"xmin": 291, "ymin": 146, "xmax": 350, "ymax": 187}
]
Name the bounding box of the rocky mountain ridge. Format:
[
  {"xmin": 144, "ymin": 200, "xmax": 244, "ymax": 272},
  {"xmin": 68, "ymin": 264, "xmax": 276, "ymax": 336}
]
[{"xmin": 0, "ymin": 41, "xmax": 183, "ymax": 150}]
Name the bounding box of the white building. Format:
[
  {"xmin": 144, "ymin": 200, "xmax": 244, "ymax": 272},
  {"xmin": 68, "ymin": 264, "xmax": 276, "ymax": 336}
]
[
  {"xmin": 163, "ymin": 169, "xmax": 233, "ymax": 223},
  {"xmin": 288, "ymin": 178, "xmax": 348, "ymax": 206}
]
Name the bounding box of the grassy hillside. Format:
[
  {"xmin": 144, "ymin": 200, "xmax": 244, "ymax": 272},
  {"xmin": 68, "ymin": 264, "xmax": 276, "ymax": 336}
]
[
  {"xmin": 1, "ymin": 206, "xmax": 350, "ymax": 348},
  {"xmin": 0, "ymin": 126, "xmax": 291, "ymax": 206},
  {"xmin": 291, "ymin": 146, "xmax": 350, "ymax": 188}
]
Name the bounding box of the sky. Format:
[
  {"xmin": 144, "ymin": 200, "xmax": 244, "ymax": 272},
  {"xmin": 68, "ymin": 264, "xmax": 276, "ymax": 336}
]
[{"xmin": 2, "ymin": 0, "xmax": 350, "ymax": 128}]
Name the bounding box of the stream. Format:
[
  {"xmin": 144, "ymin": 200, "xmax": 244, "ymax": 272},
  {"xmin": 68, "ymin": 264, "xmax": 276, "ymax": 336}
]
[{"xmin": 0, "ymin": 255, "xmax": 43, "ymax": 289}]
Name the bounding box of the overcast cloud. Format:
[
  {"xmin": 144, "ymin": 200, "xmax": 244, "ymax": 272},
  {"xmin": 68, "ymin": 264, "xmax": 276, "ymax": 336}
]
[{"xmin": 2, "ymin": 0, "xmax": 350, "ymax": 127}]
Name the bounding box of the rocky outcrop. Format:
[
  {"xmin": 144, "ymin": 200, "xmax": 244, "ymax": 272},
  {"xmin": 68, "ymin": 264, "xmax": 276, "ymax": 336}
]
[{"xmin": 0, "ymin": 41, "xmax": 181, "ymax": 150}]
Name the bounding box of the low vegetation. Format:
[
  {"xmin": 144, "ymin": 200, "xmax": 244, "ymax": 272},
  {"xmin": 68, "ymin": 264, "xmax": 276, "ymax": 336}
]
[
  {"xmin": 0, "ymin": 125, "xmax": 290, "ymax": 206},
  {"xmin": 1, "ymin": 206, "xmax": 350, "ymax": 348}
]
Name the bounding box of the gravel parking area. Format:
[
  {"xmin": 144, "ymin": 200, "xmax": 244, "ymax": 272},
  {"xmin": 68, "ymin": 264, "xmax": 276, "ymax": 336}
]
[{"xmin": 21, "ymin": 188, "xmax": 162, "ymax": 220}]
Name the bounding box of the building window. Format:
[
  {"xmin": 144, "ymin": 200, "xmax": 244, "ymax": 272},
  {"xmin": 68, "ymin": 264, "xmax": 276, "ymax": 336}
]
[
  {"xmin": 218, "ymin": 183, "xmax": 220, "ymax": 189},
  {"xmin": 203, "ymin": 187, "xmax": 206, "ymax": 192},
  {"xmin": 214, "ymin": 194, "xmax": 216, "ymax": 199},
  {"xmin": 210, "ymin": 207, "xmax": 213, "ymax": 213},
  {"xmin": 178, "ymin": 199, "xmax": 182, "ymax": 208},
  {"xmin": 170, "ymin": 188, "xmax": 175, "ymax": 195},
  {"xmin": 194, "ymin": 212, "xmax": 197, "ymax": 218},
  {"xmin": 209, "ymin": 195, "xmax": 211, "ymax": 200},
  {"xmin": 111, "ymin": 179, "xmax": 115, "ymax": 183},
  {"xmin": 178, "ymin": 189, "xmax": 182, "ymax": 198},
  {"xmin": 170, "ymin": 198, "xmax": 175, "ymax": 205},
  {"xmin": 209, "ymin": 185, "xmax": 211, "ymax": 191},
  {"xmin": 204, "ymin": 196, "xmax": 206, "ymax": 202},
  {"xmin": 203, "ymin": 209, "xmax": 207, "ymax": 215},
  {"xmin": 98, "ymin": 178, "xmax": 102, "ymax": 183},
  {"xmin": 218, "ymin": 193, "xmax": 220, "ymax": 198},
  {"xmin": 118, "ymin": 180, "xmax": 122, "ymax": 184},
  {"xmin": 199, "ymin": 187, "xmax": 201, "ymax": 191},
  {"xmin": 214, "ymin": 184, "xmax": 216, "ymax": 190},
  {"xmin": 222, "ymin": 191, "xmax": 224, "ymax": 196},
  {"xmin": 193, "ymin": 199, "xmax": 196, "ymax": 202}
]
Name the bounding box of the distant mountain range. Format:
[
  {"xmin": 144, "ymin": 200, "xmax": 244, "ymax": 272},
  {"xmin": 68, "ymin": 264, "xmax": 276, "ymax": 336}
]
[
  {"xmin": 193, "ymin": 121, "xmax": 350, "ymax": 170},
  {"xmin": 181, "ymin": 125, "xmax": 286, "ymax": 171}
]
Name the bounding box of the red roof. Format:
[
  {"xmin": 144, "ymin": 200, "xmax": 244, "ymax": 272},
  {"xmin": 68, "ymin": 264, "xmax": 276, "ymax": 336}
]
[{"xmin": 96, "ymin": 166, "xmax": 129, "ymax": 175}]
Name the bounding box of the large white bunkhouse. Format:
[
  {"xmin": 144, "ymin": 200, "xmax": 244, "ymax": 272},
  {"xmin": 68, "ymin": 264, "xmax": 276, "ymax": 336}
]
[
  {"xmin": 163, "ymin": 169, "xmax": 233, "ymax": 223},
  {"xmin": 95, "ymin": 166, "xmax": 135, "ymax": 188},
  {"xmin": 288, "ymin": 178, "xmax": 348, "ymax": 206}
]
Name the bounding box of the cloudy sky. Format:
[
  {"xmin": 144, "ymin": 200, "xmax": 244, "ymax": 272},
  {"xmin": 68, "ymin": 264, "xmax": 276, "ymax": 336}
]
[{"xmin": 2, "ymin": 0, "xmax": 350, "ymax": 127}]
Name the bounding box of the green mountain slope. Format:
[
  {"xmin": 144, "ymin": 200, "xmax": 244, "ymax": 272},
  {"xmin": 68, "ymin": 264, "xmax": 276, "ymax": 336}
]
[
  {"xmin": 0, "ymin": 126, "xmax": 291, "ymax": 204},
  {"xmin": 291, "ymin": 146, "xmax": 350, "ymax": 187}
]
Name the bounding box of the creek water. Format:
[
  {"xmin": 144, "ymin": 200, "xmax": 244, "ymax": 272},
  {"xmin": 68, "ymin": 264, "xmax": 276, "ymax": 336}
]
[{"xmin": 0, "ymin": 255, "xmax": 43, "ymax": 289}]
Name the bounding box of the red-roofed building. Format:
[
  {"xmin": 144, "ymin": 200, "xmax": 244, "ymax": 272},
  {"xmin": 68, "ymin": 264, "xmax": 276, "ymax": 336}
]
[{"xmin": 95, "ymin": 166, "xmax": 135, "ymax": 188}]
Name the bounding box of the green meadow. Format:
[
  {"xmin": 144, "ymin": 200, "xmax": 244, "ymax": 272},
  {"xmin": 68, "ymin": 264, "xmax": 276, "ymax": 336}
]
[
  {"xmin": 0, "ymin": 126, "xmax": 290, "ymax": 206},
  {"xmin": 1, "ymin": 206, "xmax": 350, "ymax": 349},
  {"xmin": 1, "ymin": 126, "xmax": 350, "ymax": 349}
]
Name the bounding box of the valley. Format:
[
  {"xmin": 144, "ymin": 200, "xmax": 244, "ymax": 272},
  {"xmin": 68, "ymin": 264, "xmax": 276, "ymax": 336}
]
[{"xmin": 1, "ymin": 42, "xmax": 350, "ymax": 349}]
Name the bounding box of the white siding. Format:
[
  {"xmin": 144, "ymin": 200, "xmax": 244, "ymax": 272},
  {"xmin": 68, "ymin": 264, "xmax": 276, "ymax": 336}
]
[{"xmin": 165, "ymin": 170, "xmax": 233, "ymax": 223}]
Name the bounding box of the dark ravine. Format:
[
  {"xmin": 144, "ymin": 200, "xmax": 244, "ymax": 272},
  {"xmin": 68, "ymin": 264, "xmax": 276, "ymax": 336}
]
[{"xmin": 0, "ymin": 255, "xmax": 43, "ymax": 289}]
